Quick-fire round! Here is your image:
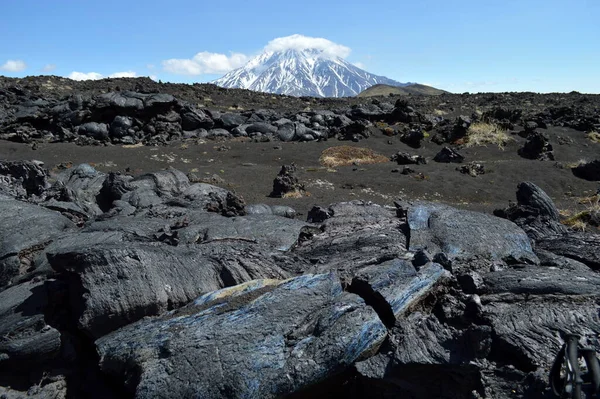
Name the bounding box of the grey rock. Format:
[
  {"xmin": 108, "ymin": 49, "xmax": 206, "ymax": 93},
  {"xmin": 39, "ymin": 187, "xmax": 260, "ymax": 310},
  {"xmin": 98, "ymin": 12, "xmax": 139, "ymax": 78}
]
[
  {"xmin": 48, "ymin": 240, "xmax": 296, "ymax": 338},
  {"xmin": 181, "ymin": 109, "xmax": 214, "ymax": 131},
  {"xmin": 110, "ymin": 115, "xmax": 133, "ymax": 138},
  {"xmin": 218, "ymin": 112, "xmax": 247, "ymax": 129},
  {"xmin": 97, "ymin": 273, "xmax": 388, "ymax": 398},
  {"xmin": 0, "ymin": 279, "xmax": 62, "ymax": 367},
  {"xmin": 0, "ymin": 198, "xmax": 74, "ymax": 287},
  {"xmin": 433, "ymin": 146, "xmax": 464, "ymax": 163},
  {"xmin": 78, "ymin": 122, "xmax": 109, "ymax": 140},
  {"xmin": 246, "ymin": 122, "xmax": 277, "ymax": 135},
  {"xmin": 403, "ymin": 202, "xmax": 538, "ymax": 263}
]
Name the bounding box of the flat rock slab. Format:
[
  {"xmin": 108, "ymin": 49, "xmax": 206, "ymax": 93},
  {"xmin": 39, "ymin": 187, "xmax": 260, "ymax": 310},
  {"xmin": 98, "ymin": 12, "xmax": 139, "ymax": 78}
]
[
  {"xmin": 97, "ymin": 273, "xmax": 387, "ymax": 399},
  {"xmin": 48, "ymin": 241, "xmax": 295, "ymax": 338},
  {"xmin": 537, "ymin": 233, "xmax": 600, "ymax": 270},
  {"xmin": 407, "ymin": 202, "xmax": 538, "ymax": 263},
  {"xmin": 483, "ymin": 265, "xmax": 600, "ymax": 295}
]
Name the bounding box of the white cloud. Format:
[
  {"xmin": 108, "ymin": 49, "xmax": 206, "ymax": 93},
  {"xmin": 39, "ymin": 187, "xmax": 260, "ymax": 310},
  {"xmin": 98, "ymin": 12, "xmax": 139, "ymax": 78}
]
[
  {"xmin": 353, "ymin": 62, "xmax": 366, "ymax": 69},
  {"xmin": 68, "ymin": 71, "xmax": 104, "ymax": 81},
  {"xmin": 67, "ymin": 71, "xmax": 139, "ymax": 80},
  {"xmin": 161, "ymin": 34, "xmax": 352, "ymax": 76},
  {"xmin": 149, "ymin": 75, "xmax": 158, "ymax": 81},
  {"xmin": 42, "ymin": 64, "xmax": 56, "ymax": 72},
  {"xmin": 264, "ymin": 34, "xmax": 351, "ymax": 59},
  {"xmin": 109, "ymin": 71, "xmax": 137, "ymax": 78},
  {"xmin": 162, "ymin": 52, "xmax": 249, "ymax": 76},
  {"xmin": 1, "ymin": 59, "xmax": 27, "ymax": 72}
]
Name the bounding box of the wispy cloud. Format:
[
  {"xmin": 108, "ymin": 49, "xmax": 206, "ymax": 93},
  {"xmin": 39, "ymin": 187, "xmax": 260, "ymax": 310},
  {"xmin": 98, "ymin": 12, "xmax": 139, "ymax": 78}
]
[
  {"xmin": 353, "ymin": 62, "xmax": 366, "ymax": 69},
  {"xmin": 162, "ymin": 52, "xmax": 248, "ymax": 76},
  {"xmin": 0, "ymin": 59, "xmax": 27, "ymax": 72},
  {"xmin": 42, "ymin": 64, "xmax": 56, "ymax": 72}
]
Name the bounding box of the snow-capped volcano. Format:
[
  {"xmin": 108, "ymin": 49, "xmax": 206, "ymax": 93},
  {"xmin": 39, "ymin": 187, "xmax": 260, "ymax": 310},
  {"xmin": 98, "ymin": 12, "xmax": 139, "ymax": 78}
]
[{"xmin": 212, "ymin": 48, "xmax": 409, "ymax": 98}]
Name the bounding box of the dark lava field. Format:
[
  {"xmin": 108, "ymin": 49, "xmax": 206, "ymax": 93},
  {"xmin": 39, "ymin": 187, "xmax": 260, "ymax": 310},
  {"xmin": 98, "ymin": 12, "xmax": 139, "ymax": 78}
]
[{"xmin": 0, "ymin": 76, "xmax": 599, "ymax": 399}]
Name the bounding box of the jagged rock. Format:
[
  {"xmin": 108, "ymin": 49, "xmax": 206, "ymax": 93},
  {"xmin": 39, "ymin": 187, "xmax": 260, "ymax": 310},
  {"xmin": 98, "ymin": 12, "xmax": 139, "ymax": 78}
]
[
  {"xmin": 97, "ymin": 273, "xmax": 388, "ymax": 398},
  {"xmin": 433, "ymin": 147, "xmax": 464, "ymax": 163},
  {"xmin": 572, "ymin": 160, "xmax": 600, "ymax": 181},
  {"xmin": 338, "ymin": 121, "xmax": 370, "ymax": 141},
  {"xmin": 400, "ymin": 129, "xmax": 425, "ymax": 148},
  {"xmin": 45, "ymin": 163, "xmax": 106, "ymax": 218},
  {"xmin": 493, "ymin": 182, "xmax": 567, "ymax": 240},
  {"xmin": 0, "ymin": 198, "xmax": 74, "ymax": 287},
  {"xmin": 0, "ymin": 279, "xmax": 62, "ymax": 368},
  {"xmin": 518, "ymin": 131, "xmax": 554, "ymax": 160},
  {"xmin": 270, "ymin": 163, "xmax": 305, "ymax": 197},
  {"xmin": 0, "ymin": 160, "xmax": 49, "ymax": 198},
  {"xmin": 457, "ymin": 162, "xmax": 485, "ymax": 176},
  {"xmin": 390, "ymin": 151, "xmax": 427, "ymax": 165}
]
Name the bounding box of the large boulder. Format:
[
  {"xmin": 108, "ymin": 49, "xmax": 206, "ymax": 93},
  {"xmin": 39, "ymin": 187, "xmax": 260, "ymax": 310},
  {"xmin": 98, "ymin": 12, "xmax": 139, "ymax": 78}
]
[
  {"xmin": 78, "ymin": 122, "xmax": 109, "ymax": 141},
  {"xmin": 518, "ymin": 132, "xmax": 554, "ymax": 160},
  {"xmin": 400, "ymin": 201, "xmax": 538, "ymax": 264},
  {"xmin": 97, "ymin": 273, "xmax": 388, "ymax": 398},
  {"xmin": 181, "ymin": 109, "xmax": 214, "ymax": 131},
  {"xmin": 109, "ymin": 115, "xmax": 134, "ymax": 138}
]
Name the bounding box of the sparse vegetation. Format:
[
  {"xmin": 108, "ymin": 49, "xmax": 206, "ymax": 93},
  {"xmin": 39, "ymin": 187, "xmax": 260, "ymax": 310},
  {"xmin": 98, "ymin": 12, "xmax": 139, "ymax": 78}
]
[
  {"xmin": 319, "ymin": 146, "xmax": 389, "ymax": 168},
  {"xmin": 464, "ymin": 122, "xmax": 513, "ymax": 149},
  {"xmin": 586, "ymin": 131, "xmax": 600, "ymax": 143},
  {"xmin": 561, "ymin": 195, "xmax": 600, "ymax": 231}
]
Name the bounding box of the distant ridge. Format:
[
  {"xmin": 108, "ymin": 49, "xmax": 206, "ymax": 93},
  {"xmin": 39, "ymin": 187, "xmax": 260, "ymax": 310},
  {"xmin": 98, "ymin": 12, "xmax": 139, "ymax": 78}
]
[{"xmin": 358, "ymin": 83, "xmax": 447, "ymax": 97}]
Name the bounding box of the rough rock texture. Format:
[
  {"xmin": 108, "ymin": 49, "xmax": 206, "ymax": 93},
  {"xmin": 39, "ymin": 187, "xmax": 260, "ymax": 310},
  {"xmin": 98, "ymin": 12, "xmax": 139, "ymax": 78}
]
[
  {"xmin": 0, "ymin": 160, "xmax": 599, "ymax": 399},
  {"xmin": 97, "ymin": 273, "xmax": 389, "ymax": 398},
  {"xmin": 270, "ymin": 163, "xmax": 305, "ymax": 197}
]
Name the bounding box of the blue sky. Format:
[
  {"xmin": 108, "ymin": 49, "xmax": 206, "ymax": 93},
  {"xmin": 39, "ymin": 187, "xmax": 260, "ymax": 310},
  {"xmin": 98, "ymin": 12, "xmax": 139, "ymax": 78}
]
[{"xmin": 1, "ymin": 0, "xmax": 598, "ymax": 93}]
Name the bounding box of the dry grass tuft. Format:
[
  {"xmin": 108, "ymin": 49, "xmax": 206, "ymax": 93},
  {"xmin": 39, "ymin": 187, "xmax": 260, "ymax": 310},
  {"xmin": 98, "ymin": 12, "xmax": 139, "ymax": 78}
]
[
  {"xmin": 464, "ymin": 122, "xmax": 513, "ymax": 149},
  {"xmin": 586, "ymin": 131, "xmax": 600, "ymax": 143},
  {"xmin": 319, "ymin": 146, "xmax": 389, "ymax": 168},
  {"xmin": 282, "ymin": 190, "xmax": 310, "ymax": 199},
  {"xmin": 561, "ymin": 195, "xmax": 600, "ymax": 232}
]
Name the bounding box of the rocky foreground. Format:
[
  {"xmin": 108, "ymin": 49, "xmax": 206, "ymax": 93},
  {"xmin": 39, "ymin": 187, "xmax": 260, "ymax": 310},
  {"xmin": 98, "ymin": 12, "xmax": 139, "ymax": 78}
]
[{"xmin": 0, "ymin": 159, "xmax": 599, "ymax": 398}]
